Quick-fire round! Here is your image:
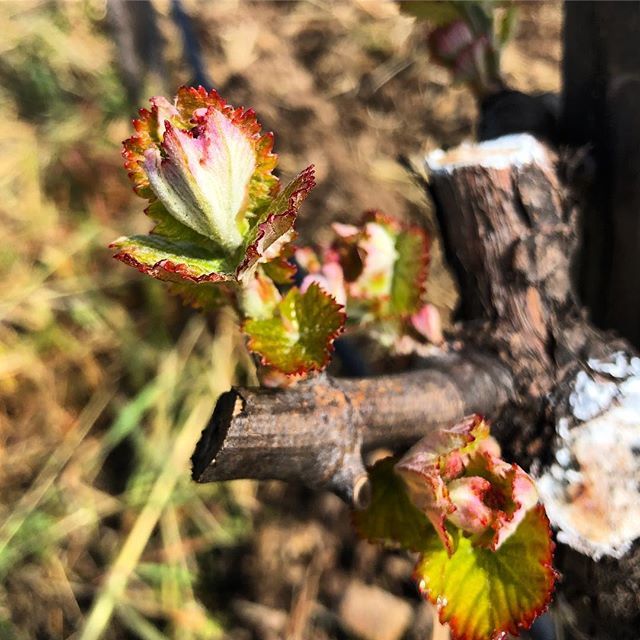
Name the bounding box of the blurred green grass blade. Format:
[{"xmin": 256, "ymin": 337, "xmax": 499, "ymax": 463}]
[{"xmin": 102, "ymin": 383, "xmax": 160, "ymax": 451}]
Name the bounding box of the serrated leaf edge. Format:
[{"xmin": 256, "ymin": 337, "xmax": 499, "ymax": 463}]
[
  {"xmin": 243, "ymin": 283, "xmax": 345, "ymax": 376},
  {"xmin": 413, "ymin": 504, "xmax": 557, "ymax": 640},
  {"xmin": 110, "ymin": 243, "xmax": 231, "ymax": 283},
  {"xmin": 236, "ymin": 165, "xmax": 316, "ymax": 278}
]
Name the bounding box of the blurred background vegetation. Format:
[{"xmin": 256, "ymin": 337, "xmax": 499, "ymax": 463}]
[{"xmin": 0, "ymin": 1, "xmax": 560, "ymax": 638}]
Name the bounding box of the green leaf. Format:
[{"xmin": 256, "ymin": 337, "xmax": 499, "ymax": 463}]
[
  {"xmin": 399, "ymin": 1, "xmax": 463, "ymax": 24},
  {"xmin": 240, "ymin": 271, "xmax": 282, "ymax": 320},
  {"xmin": 238, "ymin": 166, "xmax": 315, "ymax": 279},
  {"xmin": 414, "ymin": 505, "xmax": 556, "ymax": 640},
  {"xmin": 145, "ymin": 200, "xmax": 215, "ymax": 248},
  {"xmin": 168, "ymin": 281, "xmax": 236, "ymax": 311},
  {"xmin": 110, "ymin": 234, "xmax": 236, "ymax": 283},
  {"xmin": 388, "ymin": 226, "xmax": 429, "ymax": 316},
  {"xmin": 243, "ymin": 283, "xmax": 345, "ymax": 375},
  {"xmin": 262, "ymin": 257, "xmax": 296, "ymax": 284},
  {"xmin": 353, "ymin": 457, "xmax": 439, "ymax": 552}
]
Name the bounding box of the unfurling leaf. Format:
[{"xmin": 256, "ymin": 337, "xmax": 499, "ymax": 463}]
[
  {"xmin": 396, "ymin": 415, "xmax": 538, "ymax": 553},
  {"xmin": 332, "ymin": 211, "xmax": 429, "ymax": 323},
  {"xmin": 111, "ymin": 87, "xmax": 354, "ymax": 380},
  {"xmin": 112, "ymin": 86, "xmax": 313, "ymax": 284},
  {"xmin": 414, "ymin": 506, "xmax": 555, "ymax": 640},
  {"xmin": 354, "ymin": 416, "xmax": 556, "ymax": 640},
  {"xmin": 400, "ymin": 1, "xmax": 507, "ymax": 98},
  {"xmin": 243, "ymin": 283, "xmax": 345, "ymax": 375}
]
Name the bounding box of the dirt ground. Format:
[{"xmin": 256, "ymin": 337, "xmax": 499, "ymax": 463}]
[{"xmin": 0, "ymin": 1, "xmax": 561, "ymax": 638}]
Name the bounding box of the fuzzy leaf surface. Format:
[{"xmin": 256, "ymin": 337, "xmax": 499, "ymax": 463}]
[{"xmin": 243, "ymin": 283, "xmax": 344, "ymax": 375}]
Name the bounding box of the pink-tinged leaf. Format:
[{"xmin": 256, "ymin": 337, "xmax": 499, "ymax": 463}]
[
  {"xmin": 464, "ymin": 453, "xmax": 539, "ymax": 551},
  {"xmin": 301, "ymin": 260, "xmax": 347, "ymax": 307},
  {"xmin": 333, "ymin": 211, "xmax": 429, "ymax": 322},
  {"xmin": 353, "ymin": 457, "xmax": 441, "ymax": 552},
  {"xmin": 143, "ymin": 111, "xmax": 255, "ymax": 251},
  {"xmin": 110, "ymin": 234, "xmax": 235, "ymax": 283},
  {"xmin": 243, "ymin": 283, "xmax": 344, "ymax": 375},
  {"xmin": 237, "ymin": 166, "xmax": 315, "ymax": 280},
  {"xmin": 173, "ymin": 86, "xmax": 279, "ymax": 218},
  {"xmin": 354, "ymin": 418, "xmax": 556, "ymax": 640},
  {"xmin": 115, "ymin": 89, "xmax": 315, "ymax": 287},
  {"xmin": 428, "ymin": 20, "xmax": 476, "ymax": 63},
  {"xmin": 123, "ymin": 96, "xmax": 182, "ymax": 199},
  {"xmin": 395, "ymin": 416, "xmax": 490, "ymax": 554},
  {"xmin": 240, "ymin": 271, "xmax": 282, "ymax": 320},
  {"xmin": 445, "ymin": 477, "xmax": 493, "ymax": 534},
  {"xmin": 123, "ymin": 87, "xmax": 278, "ymax": 211},
  {"xmin": 411, "ymin": 304, "xmax": 444, "ymax": 344},
  {"xmin": 414, "ymin": 505, "xmax": 556, "ymax": 640},
  {"xmin": 348, "ymin": 218, "xmax": 398, "ymax": 300},
  {"xmin": 395, "ymin": 415, "xmax": 542, "ymax": 555}
]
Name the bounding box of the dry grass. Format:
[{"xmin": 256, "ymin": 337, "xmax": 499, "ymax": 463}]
[
  {"xmin": 0, "ymin": 3, "xmax": 254, "ymax": 637},
  {"xmin": 0, "ymin": 1, "xmax": 560, "ymax": 638}
]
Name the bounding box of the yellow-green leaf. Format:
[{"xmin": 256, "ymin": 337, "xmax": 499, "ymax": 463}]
[
  {"xmin": 414, "ymin": 505, "xmax": 556, "ymax": 640},
  {"xmin": 243, "ymin": 283, "xmax": 345, "ymax": 375},
  {"xmin": 110, "ymin": 234, "xmax": 235, "ymax": 283},
  {"xmin": 353, "ymin": 457, "xmax": 440, "ymax": 552}
]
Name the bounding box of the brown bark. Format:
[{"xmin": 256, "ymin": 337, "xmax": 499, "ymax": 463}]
[
  {"xmin": 192, "ymin": 135, "xmax": 640, "ymax": 639},
  {"xmin": 427, "ymin": 136, "xmax": 640, "ymax": 640},
  {"xmin": 192, "ymin": 351, "xmax": 513, "ymax": 507}
]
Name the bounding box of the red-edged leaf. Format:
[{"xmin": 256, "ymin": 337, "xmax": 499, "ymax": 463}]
[
  {"xmin": 463, "ymin": 452, "xmax": 539, "ymax": 552},
  {"xmin": 237, "ymin": 165, "xmax": 315, "ymax": 280},
  {"xmin": 394, "ymin": 416, "xmax": 490, "ymax": 552},
  {"xmin": 173, "ymin": 86, "xmax": 279, "ymax": 218},
  {"xmin": 115, "ymin": 89, "xmax": 314, "ymax": 286},
  {"xmin": 333, "ymin": 211, "xmax": 429, "ymax": 323},
  {"xmin": 243, "ymin": 283, "xmax": 344, "ymax": 375},
  {"xmin": 389, "ymin": 222, "xmax": 429, "ymax": 316},
  {"xmin": 414, "ymin": 505, "xmax": 556, "ymax": 640},
  {"xmin": 110, "ymin": 234, "xmax": 235, "ymax": 283},
  {"xmin": 123, "ymin": 96, "xmax": 181, "ymax": 199},
  {"xmin": 123, "ymin": 86, "xmax": 278, "ymax": 213},
  {"xmin": 142, "ymin": 114, "xmax": 255, "ymax": 251}
]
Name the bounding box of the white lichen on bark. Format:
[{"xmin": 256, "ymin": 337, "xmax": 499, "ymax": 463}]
[{"xmin": 537, "ymin": 352, "xmax": 640, "ymax": 559}]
